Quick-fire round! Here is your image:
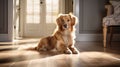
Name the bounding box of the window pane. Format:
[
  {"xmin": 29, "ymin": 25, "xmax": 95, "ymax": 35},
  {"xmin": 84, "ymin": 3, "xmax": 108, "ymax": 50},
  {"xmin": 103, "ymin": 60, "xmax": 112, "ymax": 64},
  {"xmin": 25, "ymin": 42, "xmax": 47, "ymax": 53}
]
[
  {"xmin": 46, "ymin": 0, "xmax": 59, "ymax": 23},
  {"xmin": 26, "ymin": 0, "xmax": 40, "ymax": 24}
]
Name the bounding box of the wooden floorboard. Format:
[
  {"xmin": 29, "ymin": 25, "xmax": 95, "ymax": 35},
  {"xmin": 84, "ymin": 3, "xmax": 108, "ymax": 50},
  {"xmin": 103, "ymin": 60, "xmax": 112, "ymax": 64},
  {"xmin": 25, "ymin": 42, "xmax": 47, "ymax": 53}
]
[{"xmin": 0, "ymin": 39, "xmax": 120, "ymax": 67}]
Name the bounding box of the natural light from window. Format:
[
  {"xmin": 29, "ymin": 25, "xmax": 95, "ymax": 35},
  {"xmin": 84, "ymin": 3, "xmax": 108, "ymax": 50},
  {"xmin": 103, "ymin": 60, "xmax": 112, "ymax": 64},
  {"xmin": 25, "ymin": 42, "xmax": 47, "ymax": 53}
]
[
  {"xmin": 46, "ymin": 0, "xmax": 59, "ymax": 23},
  {"xmin": 26, "ymin": 0, "xmax": 59, "ymax": 24},
  {"xmin": 26, "ymin": 0, "xmax": 40, "ymax": 24}
]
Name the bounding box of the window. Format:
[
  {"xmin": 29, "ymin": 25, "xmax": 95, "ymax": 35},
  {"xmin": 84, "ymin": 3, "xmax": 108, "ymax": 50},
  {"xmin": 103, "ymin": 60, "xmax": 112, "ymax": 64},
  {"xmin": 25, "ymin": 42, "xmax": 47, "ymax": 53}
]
[
  {"xmin": 26, "ymin": 0, "xmax": 40, "ymax": 24},
  {"xmin": 46, "ymin": 0, "xmax": 59, "ymax": 23}
]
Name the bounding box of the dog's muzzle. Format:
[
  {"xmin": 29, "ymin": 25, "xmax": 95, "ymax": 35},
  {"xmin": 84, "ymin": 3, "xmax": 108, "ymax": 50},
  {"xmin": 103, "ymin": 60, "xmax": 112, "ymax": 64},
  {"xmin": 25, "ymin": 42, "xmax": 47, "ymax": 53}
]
[{"xmin": 63, "ymin": 24, "xmax": 68, "ymax": 28}]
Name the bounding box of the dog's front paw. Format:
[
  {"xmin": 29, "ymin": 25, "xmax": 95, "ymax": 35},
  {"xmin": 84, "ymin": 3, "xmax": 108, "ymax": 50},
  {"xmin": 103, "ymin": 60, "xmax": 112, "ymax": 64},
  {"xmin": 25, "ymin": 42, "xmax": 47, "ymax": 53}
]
[
  {"xmin": 72, "ymin": 48, "xmax": 80, "ymax": 54},
  {"xmin": 72, "ymin": 50, "xmax": 79, "ymax": 54},
  {"xmin": 64, "ymin": 49, "xmax": 72, "ymax": 54}
]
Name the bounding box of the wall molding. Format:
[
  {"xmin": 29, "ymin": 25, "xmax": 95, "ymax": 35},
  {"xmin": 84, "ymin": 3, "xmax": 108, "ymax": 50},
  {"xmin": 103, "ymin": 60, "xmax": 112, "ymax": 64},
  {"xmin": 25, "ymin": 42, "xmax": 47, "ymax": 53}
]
[{"xmin": 75, "ymin": 33, "xmax": 120, "ymax": 41}]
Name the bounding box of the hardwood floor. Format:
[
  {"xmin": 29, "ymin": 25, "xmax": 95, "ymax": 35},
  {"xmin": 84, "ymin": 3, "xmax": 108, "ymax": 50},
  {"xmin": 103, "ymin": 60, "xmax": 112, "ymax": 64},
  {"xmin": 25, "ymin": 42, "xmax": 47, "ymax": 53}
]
[{"xmin": 0, "ymin": 38, "xmax": 120, "ymax": 67}]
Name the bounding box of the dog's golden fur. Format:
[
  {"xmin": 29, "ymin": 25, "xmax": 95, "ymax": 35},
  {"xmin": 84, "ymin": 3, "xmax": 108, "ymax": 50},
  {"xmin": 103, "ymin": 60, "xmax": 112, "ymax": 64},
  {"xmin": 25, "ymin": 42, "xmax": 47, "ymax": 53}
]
[{"xmin": 36, "ymin": 13, "xmax": 78, "ymax": 54}]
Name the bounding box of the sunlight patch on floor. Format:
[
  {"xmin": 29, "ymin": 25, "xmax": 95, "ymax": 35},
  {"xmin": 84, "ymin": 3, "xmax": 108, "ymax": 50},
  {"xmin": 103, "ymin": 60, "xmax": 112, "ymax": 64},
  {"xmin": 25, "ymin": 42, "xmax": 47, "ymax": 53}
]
[{"xmin": 2, "ymin": 52, "xmax": 118, "ymax": 67}]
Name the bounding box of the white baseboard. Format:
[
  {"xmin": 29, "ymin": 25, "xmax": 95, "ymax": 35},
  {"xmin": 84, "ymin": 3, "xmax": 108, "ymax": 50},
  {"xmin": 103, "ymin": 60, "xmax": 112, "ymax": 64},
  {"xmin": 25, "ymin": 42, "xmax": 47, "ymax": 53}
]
[
  {"xmin": 0, "ymin": 34, "xmax": 12, "ymax": 42},
  {"xmin": 75, "ymin": 34, "xmax": 120, "ymax": 41}
]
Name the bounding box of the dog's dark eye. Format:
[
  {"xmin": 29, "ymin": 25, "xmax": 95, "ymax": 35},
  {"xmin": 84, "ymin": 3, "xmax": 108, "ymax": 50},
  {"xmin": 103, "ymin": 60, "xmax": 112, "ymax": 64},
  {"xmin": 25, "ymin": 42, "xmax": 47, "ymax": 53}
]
[
  {"xmin": 67, "ymin": 20, "xmax": 70, "ymax": 22},
  {"xmin": 61, "ymin": 19, "xmax": 64, "ymax": 22}
]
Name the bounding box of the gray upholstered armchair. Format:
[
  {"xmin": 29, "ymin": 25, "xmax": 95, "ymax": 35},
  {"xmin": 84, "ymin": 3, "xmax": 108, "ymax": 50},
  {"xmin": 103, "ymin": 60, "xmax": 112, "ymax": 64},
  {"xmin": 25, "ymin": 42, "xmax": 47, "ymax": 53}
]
[{"xmin": 103, "ymin": 1, "xmax": 120, "ymax": 47}]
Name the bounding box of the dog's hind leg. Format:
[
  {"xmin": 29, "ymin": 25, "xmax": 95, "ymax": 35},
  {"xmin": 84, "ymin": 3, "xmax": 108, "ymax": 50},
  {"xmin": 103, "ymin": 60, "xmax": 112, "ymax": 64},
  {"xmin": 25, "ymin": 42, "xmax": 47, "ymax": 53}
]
[{"xmin": 36, "ymin": 45, "xmax": 48, "ymax": 51}]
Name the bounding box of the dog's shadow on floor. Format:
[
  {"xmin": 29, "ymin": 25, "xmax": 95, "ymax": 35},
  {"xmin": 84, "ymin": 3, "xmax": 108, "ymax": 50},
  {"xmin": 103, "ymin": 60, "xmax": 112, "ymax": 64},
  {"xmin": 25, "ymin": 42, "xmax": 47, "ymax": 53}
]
[
  {"xmin": 38, "ymin": 51, "xmax": 60, "ymax": 56},
  {"xmin": 0, "ymin": 50, "xmax": 62, "ymax": 64}
]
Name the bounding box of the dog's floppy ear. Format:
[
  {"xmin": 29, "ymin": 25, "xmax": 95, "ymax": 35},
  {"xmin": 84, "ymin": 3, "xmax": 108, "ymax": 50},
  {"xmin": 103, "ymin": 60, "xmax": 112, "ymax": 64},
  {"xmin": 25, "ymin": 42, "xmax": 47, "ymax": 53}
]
[
  {"xmin": 56, "ymin": 16, "xmax": 61, "ymax": 26},
  {"xmin": 69, "ymin": 13, "xmax": 77, "ymax": 26},
  {"xmin": 56, "ymin": 14, "xmax": 63, "ymax": 26},
  {"xmin": 56, "ymin": 14, "xmax": 65, "ymax": 31}
]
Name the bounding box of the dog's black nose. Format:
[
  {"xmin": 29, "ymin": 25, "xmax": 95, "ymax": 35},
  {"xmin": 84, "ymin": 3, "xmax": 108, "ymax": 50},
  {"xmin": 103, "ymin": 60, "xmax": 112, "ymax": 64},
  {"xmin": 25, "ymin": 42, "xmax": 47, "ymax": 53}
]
[{"xmin": 63, "ymin": 24, "xmax": 67, "ymax": 28}]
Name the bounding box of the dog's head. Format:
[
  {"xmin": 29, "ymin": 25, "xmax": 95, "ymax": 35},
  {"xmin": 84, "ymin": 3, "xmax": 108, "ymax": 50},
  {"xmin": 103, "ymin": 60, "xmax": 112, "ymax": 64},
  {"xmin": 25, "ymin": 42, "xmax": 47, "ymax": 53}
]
[{"xmin": 56, "ymin": 13, "xmax": 77, "ymax": 31}]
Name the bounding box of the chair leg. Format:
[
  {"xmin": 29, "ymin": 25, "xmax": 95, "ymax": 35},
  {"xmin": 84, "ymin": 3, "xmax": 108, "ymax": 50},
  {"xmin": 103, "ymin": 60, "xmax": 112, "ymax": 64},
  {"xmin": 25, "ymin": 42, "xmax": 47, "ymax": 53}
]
[
  {"xmin": 109, "ymin": 27, "xmax": 113, "ymax": 46},
  {"xmin": 103, "ymin": 26, "xmax": 107, "ymax": 48}
]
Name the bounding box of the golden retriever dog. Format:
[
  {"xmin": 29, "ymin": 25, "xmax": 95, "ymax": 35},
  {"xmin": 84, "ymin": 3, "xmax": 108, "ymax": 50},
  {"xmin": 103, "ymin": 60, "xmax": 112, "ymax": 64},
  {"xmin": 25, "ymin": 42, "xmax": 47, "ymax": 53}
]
[{"xmin": 35, "ymin": 13, "xmax": 78, "ymax": 54}]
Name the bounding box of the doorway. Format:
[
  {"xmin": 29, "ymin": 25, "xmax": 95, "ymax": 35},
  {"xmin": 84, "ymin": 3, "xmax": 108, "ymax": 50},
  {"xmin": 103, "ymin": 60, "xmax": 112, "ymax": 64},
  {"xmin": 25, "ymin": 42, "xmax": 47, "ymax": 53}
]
[
  {"xmin": 14, "ymin": 0, "xmax": 74, "ymax": 39},
  {"xmin": 14, "ymin": 0, "xmax": 59, "ymax": 38}
]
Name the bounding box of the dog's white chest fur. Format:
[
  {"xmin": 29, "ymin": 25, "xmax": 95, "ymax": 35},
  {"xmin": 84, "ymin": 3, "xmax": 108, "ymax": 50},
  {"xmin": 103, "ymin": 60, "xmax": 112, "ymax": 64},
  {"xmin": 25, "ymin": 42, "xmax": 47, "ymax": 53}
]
[{"xmin": 63, "ymin": 30, "xmax": 71, "ymax": 45}]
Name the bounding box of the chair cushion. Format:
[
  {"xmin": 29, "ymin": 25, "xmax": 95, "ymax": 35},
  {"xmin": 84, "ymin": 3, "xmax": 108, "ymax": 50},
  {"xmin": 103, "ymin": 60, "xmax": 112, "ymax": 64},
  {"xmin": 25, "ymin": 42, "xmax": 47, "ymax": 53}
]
[{"xmin": 103, "ymin": 14, "xmax": 120, "ymax": 26}]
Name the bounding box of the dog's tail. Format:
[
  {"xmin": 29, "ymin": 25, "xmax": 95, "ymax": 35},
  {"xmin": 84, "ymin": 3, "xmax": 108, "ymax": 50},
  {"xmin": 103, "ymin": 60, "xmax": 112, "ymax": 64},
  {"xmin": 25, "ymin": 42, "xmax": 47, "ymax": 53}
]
[{"xmin": 22, "ymin": 46, "xmax": 37, "ymax": 51}]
